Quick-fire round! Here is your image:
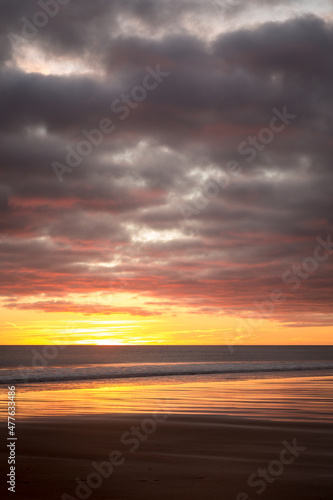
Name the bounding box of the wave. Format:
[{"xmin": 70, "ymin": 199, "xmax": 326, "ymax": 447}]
[{"xmin": 1, "ymin": 360, "xmax": 333, "ymax": 385}]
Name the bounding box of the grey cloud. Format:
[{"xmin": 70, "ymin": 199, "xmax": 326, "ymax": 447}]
[{"xmin": 1, "ymin": 8, "xmax": 333, "ymax": 326}]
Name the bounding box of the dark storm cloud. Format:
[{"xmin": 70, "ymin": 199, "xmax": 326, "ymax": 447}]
[
  {"xmin": 214, "ymin": 15, "xmax": 333, "ymax": 78},
  {"xmin": 1, "ymin": 5, "xmax": 333, "ymax": 327},
  {"xmin": 2, "ymin": 0, "xmax": 208, "ymax": 66},
  {"xmin": 0, "ymin": 69, "xmax": 118, "ymax": 133},
  {"xmin": 2, "ymin": 0, "xmax": 304, "ymax": 65}
]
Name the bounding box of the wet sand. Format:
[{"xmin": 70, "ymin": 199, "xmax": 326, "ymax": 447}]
[{"xmin": 1, "ymin": 414, "xmax": 333, "ymax": 500}]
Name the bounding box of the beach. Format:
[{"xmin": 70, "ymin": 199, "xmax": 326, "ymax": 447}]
[
  {"xmin": 1, "ymin": 414, "xmax": 333, "ymax": 500},
  {"xmin": 2, "ymin": 0, "xmax": 333, "ymax": 497},
  {"xmin": 1, "ymin": 346, "xmax": 333, "ymax": 499}
]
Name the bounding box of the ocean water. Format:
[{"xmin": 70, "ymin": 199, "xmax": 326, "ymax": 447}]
[
  {"xmin": 1, "ymin": 345, "xmax": 333, "ymax": 385},
  {"xmin": 1, "ymin": 346, "xmax": 333, "ymax": 421}
]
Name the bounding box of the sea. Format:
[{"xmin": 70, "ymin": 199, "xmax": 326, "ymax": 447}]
[{"xmin": 1, "ymin": 345, "xmax": 333, "ymax": 421}]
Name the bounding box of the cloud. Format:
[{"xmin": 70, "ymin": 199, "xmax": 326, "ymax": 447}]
[
  {"xmin": 3, "ymin": 299, "xmax": 159, "ymax": 316},
  {"xmin": 1, "ymin": 5, "xmax": 333, "ymax": 329}
]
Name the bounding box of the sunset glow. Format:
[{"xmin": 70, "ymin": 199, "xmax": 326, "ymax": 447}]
[{"xmin": 1, "ymin": 0, "xmax": 333, "ymax": 345}]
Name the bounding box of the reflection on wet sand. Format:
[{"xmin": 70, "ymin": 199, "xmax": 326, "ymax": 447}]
[{"xmin": 5, "ymin": 374, "xmax": 333, "ymax": 421}]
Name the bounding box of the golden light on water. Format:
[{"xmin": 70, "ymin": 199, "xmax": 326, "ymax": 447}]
[{"xmin": 4, "ymin": 375, "xmax": 332, "ymax": 422}]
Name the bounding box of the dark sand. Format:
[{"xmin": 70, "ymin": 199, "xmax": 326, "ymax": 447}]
[{"xmin": 1, "ymin": 415, "xmax": 333, "ymax": 500}]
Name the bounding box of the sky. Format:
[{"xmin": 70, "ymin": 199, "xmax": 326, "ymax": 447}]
[{"xmin": 1, "ymin": 0, "xmax": 333, "ymax": 345}]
